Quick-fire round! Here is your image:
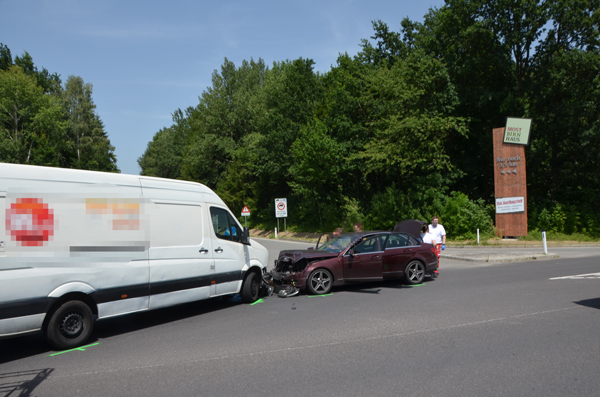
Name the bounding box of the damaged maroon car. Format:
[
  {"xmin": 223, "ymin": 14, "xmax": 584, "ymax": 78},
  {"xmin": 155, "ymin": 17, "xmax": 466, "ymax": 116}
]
[{"xmin": 270, "ymin": 220, "xmax": 439, "ymax": 295}]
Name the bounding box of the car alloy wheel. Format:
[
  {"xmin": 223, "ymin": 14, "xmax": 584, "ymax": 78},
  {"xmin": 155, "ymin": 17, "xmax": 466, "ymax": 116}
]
[
  {"xmin": 308, "ymin": 269, "xmax": 332, "ymax": 295},
  {"xmin": 405, "ymin": 260, "xmax": 425, "ymax": 285}
]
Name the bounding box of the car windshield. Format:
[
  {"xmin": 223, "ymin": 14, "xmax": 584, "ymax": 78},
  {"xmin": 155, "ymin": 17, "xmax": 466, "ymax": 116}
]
[{"xmin": 317, "ymin": 235, "xmax": 355, "ymax": 253}]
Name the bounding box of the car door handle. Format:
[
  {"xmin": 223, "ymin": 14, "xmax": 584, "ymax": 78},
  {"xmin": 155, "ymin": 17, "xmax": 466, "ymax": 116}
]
[
  {"xmin": 370, "ymin": 255, "xmax": 380, "ymax": 259},
  {"xmin": 199, "ymin": 248, "xmax": 208, "ymax": 254},
  {"xmin": 214, "ymin": 247, "xmax": 223, "ymax": 253}
]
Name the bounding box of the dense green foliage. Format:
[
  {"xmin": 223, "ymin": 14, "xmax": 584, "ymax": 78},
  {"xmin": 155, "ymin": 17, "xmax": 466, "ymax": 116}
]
[
  {"xmin": 0, "ymin": 43, "xmax": 118, "ymax": 172},
  {"xmin": 139, "ymin": 0, "xmax": 600, "ymax": 238}
]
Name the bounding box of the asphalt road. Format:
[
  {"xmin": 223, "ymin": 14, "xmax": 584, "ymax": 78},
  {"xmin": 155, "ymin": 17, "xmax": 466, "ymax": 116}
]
[{"xmin": 1, "ymin": 238, "xmax": 599, "ymax": 396}]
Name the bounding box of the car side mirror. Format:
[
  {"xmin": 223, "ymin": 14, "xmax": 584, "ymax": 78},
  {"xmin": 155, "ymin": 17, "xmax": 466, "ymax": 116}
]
[
  {"xmin": 241, "ymin": 227, "xmax": 250, "ymax": 245},
  {"xmin": 308, "ymin": 247, "xmax": 314, "ymax": 250},
  {"xmin": 349, "ymin": 248, "xmax": 355, "ymax": 257}
]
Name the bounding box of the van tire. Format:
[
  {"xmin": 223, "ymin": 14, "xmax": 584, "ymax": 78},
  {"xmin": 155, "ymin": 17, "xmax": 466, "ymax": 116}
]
[
  {"xmin": 46, "ymin": 300, "xmax": 94, "ymax": 350},
  {"xmin": 241, "ymin": 271, "xmax": 260, "ymax": 303}
]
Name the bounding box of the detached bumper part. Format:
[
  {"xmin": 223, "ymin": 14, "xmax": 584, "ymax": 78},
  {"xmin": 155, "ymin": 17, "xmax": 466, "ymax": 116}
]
[{"xmin": 277, "ymin": 285, "xmax": 299, "ymax": 298}]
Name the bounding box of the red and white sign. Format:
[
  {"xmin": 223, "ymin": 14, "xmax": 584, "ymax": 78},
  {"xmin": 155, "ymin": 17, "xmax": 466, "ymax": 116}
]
[
  {"xmin": 6, "ymin": 198, "xmax": 55, "ymax": 247},
  {"xmin": 275, "ymin": 198, "xmax": 287, "ymax": 218},
  {"xmin": 495, "ymin": 196, "xmax": 525, "ymax": 214},
  {"xmin": 241, "ymin": 206, "xmax": 251, "ymax": 217}
]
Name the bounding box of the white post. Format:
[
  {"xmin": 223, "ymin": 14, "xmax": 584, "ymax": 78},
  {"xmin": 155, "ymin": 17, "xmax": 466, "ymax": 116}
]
[
  {"xmin": 275, "ymin": 227, "xmax": 278, "ymax": 239},
  {"xmin": 542, "ymin": 229, "xmax": 547, "ymax": 255},
  {"xmin": 477, "ymin": 228, "xmax": 480, "ymax": 245}
]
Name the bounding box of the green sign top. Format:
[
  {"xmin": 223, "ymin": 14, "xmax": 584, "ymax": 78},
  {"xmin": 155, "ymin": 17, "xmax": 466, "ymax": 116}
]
[{"xmin": 504, "ymin": 117, "xmax": 532, "ymax": 145}]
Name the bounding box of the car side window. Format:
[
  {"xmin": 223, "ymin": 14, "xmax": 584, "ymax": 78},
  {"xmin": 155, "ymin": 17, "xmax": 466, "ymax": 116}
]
[
  {"xmin": 408, "ymin": 235, "xmax": 420, "ymax": 246},
  {"xmin": 385, "ymin": 233, "xmax": 409, "ymax": 249},
  {"xmin": 354, "ymin": 236, "xmax": 380, "ymax": 254},
  {"xmin": 210, "ymin": 207, "xmax": 241, "ymax": 242}
]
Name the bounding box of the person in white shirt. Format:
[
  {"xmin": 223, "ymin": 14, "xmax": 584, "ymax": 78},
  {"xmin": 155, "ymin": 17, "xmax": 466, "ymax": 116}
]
[
  {"xmin": 420, "ymin": 224, "xmax": 436, "ymax": 246},
  {"xmin": 428, "ymin": 216, "xmax": 446, "ymax": 250}
]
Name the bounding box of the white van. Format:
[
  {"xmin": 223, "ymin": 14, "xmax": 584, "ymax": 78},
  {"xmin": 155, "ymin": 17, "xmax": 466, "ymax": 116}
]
[{"xmin": 0, "ymin": 163, "xmax": 268, "ymax": 349}]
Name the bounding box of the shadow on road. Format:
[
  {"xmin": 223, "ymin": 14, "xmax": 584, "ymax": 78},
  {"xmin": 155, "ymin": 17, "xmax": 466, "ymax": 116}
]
[
  {"xmin": 332, "ymin": 277, "xmax": 436, "ymax": 294},
  {"xmin": 0, "ymin": 368, "xmax": 53, "ymax": 397},
  {"xmin": 574, "ymin": 297, "xmax": 600, "ymax": 310},
  {"xmin": 0, "ymin": 296, "xmax": 242, "ymax": 365}
]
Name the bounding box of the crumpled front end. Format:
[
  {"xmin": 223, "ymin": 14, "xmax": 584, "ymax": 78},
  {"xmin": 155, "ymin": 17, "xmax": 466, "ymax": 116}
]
[{"xmin": 270, "ymin": 256, "xmax": 311, "ymax": 290}]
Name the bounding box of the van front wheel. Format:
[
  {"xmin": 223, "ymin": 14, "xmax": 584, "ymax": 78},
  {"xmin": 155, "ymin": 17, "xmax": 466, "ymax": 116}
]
[
  {"xmin": 241, "ymin": 271, "xmax": 260, "ymax": 303},
  {"xmin": 46, "ymin": 300, "xmax": 94, "ymax": 350}
]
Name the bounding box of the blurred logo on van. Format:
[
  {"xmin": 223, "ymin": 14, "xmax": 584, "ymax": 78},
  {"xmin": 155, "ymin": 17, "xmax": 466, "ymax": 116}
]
[{"xmin": 6, "ymin": 198, "xmax": 55, "ymax": 246}]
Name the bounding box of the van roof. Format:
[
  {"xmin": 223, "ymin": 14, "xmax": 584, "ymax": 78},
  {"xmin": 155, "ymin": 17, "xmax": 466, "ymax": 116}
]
[{"xmin": 0, "ymin": 163, "xmax": 223, "ymax": 204}]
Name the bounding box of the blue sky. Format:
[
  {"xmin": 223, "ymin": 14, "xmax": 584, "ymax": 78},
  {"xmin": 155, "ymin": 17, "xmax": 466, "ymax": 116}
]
[{"xmin": 1, "ymin": 0, "xmax": 444, "ymax": 175}]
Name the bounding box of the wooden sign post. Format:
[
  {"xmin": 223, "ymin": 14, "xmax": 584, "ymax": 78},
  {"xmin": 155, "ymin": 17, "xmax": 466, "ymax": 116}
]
[{"xmin": 493, "ymin": 127, "xmax": 528, "ymax": 237}]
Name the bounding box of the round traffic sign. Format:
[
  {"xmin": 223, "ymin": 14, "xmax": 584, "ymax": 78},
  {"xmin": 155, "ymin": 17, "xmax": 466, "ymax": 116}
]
[{"xmin": 277, "ymin": 202, "xmax": 286, "ymax": 211}]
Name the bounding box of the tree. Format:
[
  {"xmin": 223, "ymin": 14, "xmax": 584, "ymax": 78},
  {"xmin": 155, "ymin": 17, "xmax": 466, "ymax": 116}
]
[
  {"xmin": 61, "ymin": 75, "xmax": 118, "ymax": 172},
  {"xmin": 0, "ymin": 43, "xmax": 12, "ymax": 70},
  {"xmin": 288, "ymin": 119, "xmax": 345, "ymax": 229},
  {"xmin": 388, "ymin": 2, "xmax": 515, "ymax": 200},
  {"xmin": 14, "ymin": 51, "xmax": 61, "ymax": 95},
  {"xmin": 179, "ymin": 58, "xmax": 267, "ymax": 187},
  {"xmin": 358, "ymin": 51, "xmax": 467, "ymax": 187},
  {"xmin": 0, "ymin": 65, "xmax": 67, "ymax": 166},
  {"xmin": 250, "ymin": 58, "xmax": 322, "ymax": 224}
]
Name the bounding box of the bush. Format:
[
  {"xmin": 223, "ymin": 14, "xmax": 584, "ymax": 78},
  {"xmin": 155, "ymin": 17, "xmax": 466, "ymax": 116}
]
[{"xmin": 440, "ymin": 191, "xmax": 494, "ymax": 240}]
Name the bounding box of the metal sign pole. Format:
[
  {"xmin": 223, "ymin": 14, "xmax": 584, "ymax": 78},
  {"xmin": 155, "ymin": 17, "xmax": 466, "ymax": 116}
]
[{"xmin": 284, "ymin": 218, "xmax": 286, "ymax": 234}]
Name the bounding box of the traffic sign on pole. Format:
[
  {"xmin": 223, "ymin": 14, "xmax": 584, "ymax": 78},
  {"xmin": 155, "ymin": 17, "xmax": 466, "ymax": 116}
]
[
  {"xmin": 241, "ymin": 206, "xmax": 251, "ymax": 216},
  {"xmin": 275, "ymin": 198, "xmax": 287, "ymax": 218}
]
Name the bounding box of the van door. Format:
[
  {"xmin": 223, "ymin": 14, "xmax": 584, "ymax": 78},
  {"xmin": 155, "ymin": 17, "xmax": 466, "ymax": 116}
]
[
  {"xmin": 147, "ymin": 202, "xmax": 214, "ymax": 309},
  {"xmin": 209, "ymin": 207, "xmax": 247, "ymax": 296}
]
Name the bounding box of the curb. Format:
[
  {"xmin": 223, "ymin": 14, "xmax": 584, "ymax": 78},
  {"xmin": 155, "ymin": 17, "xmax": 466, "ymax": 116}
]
[{"xmin": 441, "ymin": 253, "xmax": 559, "ymax": 263}]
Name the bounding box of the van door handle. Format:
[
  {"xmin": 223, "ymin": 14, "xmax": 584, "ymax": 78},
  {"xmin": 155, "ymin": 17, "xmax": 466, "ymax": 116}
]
[
  {"xmin": 199, "ymin": 248, "xmax": 208, "ymax": 254},
  {"xmin": 214, "ymin": 247, "xmax": 223, "ymax": 253}
]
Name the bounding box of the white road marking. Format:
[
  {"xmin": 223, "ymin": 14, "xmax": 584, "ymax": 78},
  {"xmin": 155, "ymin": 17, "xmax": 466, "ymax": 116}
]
[{"xmin": 549, "ymin": 272, "xmax": 600, "ymax": 280}]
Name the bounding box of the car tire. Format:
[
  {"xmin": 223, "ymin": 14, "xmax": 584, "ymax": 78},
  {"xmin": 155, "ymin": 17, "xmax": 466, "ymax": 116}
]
[
  {"xmin": 241, "ymin": 271, "xmax": 260, "ymax": 303},
  {"xmin": 307, "ymin": 269, "xmax": 333, "ymax": 295},
  {"xmin": 404, "ymin": 260, "xmax": 425, "ymax": 285},
  {"xmin": 46, "ymin": 300, "xmax": 94, "ymax": 350}
]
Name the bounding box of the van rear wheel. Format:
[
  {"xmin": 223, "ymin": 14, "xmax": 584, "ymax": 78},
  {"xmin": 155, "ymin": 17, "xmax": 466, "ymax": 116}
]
[
  {"xmin": 46, "ymin": 300, "xmax": 94, "ymax": 350},
  {"xmin": 241, "ymin": 271, "xmax": 260, "ymax": 303}
]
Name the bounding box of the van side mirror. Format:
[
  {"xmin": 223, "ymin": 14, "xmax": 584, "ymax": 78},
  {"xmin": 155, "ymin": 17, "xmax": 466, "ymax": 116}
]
[{"xmin": 241, "ymin": 227, "xmax": 250, "ymax": 245}]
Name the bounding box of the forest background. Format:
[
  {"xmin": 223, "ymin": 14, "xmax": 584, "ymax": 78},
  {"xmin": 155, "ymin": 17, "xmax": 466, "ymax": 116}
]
[{"xmin": 1, "ymin": 0, "xmax": 599, "ymax": 240}]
